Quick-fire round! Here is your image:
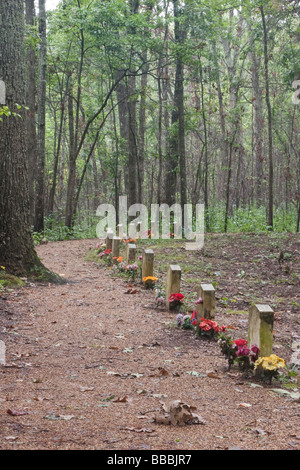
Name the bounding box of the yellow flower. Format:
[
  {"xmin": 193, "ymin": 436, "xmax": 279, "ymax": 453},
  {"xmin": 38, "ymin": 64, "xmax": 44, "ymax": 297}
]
[
  {"xmin": 143, "ymin": 276, "xmax": 158, "ymax": 282},
  {"xmin": 255, "ymin": 354, "xmax": 285, "ymax": 371},
  {"xmin": 0, "ymin": 266, "xmax": 5, "ymax": 270}
]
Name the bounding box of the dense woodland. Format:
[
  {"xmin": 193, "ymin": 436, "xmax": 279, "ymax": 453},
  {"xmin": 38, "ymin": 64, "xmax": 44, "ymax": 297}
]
[{"xmin": 1, "ymin": 0, "xmax": 300, "ymax": 260}]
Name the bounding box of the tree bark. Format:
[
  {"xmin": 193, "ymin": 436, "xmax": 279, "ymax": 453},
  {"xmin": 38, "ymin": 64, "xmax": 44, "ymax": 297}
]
[
  {"xmin": 34, "ymin": 0, "xmax": 47, "ymax": 232},
  {"xmin": 0, "ymin": 0, "xmax": 58, "ymax": 280},
  {"xmin": 25, "ymin": 0, "xmax": 38, "ymax": 224},
  {"xmin": 250, "ymin": 49, "xmax": 264, "ymax": 207},
  {"xmin": 261, "ymin": 5, "xmax": 274, "ymax": 229}
]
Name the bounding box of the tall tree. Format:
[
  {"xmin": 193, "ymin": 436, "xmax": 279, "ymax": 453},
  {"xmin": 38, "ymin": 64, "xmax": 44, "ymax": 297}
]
[
  {"xmin": 25, "ymin": 0, "xmax": 38, "ymax": 223},
  {"xmin": 0, "ymin": 0, "xmax": 58, "ymax": 280},
  {"xmin": 34, "ymin": 0, "xmax": 47, "ymax": 232},
  {"xmin": 260, "ymin": 4, "xmax": 274, "ymax": 229}
]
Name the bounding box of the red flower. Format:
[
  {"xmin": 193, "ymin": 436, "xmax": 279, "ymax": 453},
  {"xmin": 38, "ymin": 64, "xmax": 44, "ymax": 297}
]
[
  {"xmin": 104, "ymin": 249, "xmax": 112, "ymax": 254},
  {"xmin": 234, "ymin": 338, "xmax": 247, "ymax": 348},
  {"xmin": 169, "ymin": 293, "xmax": 184, "ymax": 303},
  {"xmin": 199, "ymin": 321, "xmax": 212, "ymax": 331}
]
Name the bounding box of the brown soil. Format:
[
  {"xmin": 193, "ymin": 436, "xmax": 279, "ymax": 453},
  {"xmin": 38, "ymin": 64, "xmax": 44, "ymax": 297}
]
[{"xmin": 0, "ymin": 234, "xmax": 299, "ymax": 450}]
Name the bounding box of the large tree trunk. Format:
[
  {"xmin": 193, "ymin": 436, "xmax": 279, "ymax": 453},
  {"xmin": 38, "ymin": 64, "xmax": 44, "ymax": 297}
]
[{"xmin": 0, "ymin": 0, "xmax": 57, "ymax": 279}]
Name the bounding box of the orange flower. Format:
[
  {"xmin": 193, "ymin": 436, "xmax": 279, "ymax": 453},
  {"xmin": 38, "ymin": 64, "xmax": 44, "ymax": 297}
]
[{"xmin": 143, "ymin": 276, "xmax": 158, "ymax": 282}]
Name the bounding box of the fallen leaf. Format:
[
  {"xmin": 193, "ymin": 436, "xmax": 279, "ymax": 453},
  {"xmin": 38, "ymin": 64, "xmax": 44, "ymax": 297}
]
[
  {"xmin": 121, "ymin": 426, "xmax": 154, "ymax": 433},
  {"xmin": 149, "ymin": 368, "xmax": 170, "ymax": 377},
  {"xmin": 154, "ymin": 400, "xmax": 206, "ymax": 426},
  {"xmin": 206, "ymin": 370, "xmax": 221, "ymax": 379},
  {"xmin": 186, "ymin": 371, "xmax": 206, "ymax": 378},
  {"xmin": 80, "ymin": 386, "xmax": 95, "ymax": 392},
  {"xmin": 7, "ymin": 409, "xmax": 30, "ymax": 416},
  {"xmin": 113, "ymin": 396, "xmax": 128, "ymax": 403},
  {"xmin": 239, "ymin": 403, "xmax": 252, "ymax": 408},
  {"xmin": 255, "ymin": 428, "xmax": 269, "ymax": 436},
  {"xmin": 59, "ymin": 415, "xmax": 75, "ymax": 421}
]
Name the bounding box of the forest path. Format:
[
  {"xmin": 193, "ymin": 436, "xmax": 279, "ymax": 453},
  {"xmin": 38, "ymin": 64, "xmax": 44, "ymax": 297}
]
[{"xmin": 0, "ymin": 238, "xmax": 299, "ymax": 450}]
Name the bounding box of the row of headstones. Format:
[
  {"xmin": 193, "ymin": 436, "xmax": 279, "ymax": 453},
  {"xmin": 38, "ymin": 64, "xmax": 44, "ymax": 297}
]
[{"xmin": 104, "ymin": 227, "xmax": 274, "ymax": 358}]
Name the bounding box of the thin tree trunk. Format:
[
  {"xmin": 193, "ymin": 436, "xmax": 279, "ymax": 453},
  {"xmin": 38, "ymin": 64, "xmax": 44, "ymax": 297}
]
[
  {"xmin": 261, "ymin": 5, "xmax": 274, "ymax": 229},
  {"xmin": 34, "ymin": 0, "xmax": 47, "ymax": 233},
  {"xmin": 25, "ymin": 0, "xmax": 38, "ymax": 224},
  {"xmin": 65, "ymin": 80, "xmax": 77, "ymax": 229},
  {"xmin": 48, "ymin": 88, "xmax": 67, "ymax": 215}
]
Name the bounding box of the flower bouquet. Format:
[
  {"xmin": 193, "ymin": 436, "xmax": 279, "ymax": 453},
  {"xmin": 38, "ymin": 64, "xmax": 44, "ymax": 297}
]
[
  {"xmin": 197, "ymin": 317, "xmax": 226, "ymax": 340},
  {"xmin": 168, "ymin": 293, "xmax": 184, "ymax": 312},
  {"xmin": 176, "ymin": 313, "xmax": 196, "ymax": 330},
  {"xmin": 124, "ymin": 263, "xmax": 139, "ymax": 282},
  {"xmin": 154, "ymin": 287, "xmax": 166, "ymax": 308},
  {"xmin": 233, "ymin": 340, "xmax": 259, "ymax": 374},
  {"xmin": 254, "ymin": 354, "xmax": 286, "ymax": 384},
  {"xmin": 143, "ymin": 276, "xmax": 158, "ymax": 289},
  {"xmin": 99, "ymin": 248, "xmax": 112, "ymax": 265},
  {"xmin": 218, "ymin": 334, "xmax": 237, "ymax": 370}
]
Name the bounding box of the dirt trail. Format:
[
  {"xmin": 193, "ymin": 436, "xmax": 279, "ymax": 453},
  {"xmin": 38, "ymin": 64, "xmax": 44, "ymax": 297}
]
[{"xmin": 0, "ymin": 239, "xmax": 299, "ymax": 450}]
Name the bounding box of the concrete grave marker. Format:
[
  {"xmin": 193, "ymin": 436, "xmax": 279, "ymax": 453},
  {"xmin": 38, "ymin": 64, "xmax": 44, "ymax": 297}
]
[
  {"xmin": 127, "ymin": 243, "xmax": 136, "ymax": 263},
  {"xmin": 112, "ymin": 237, "xmax": 120, "ymax": 259},
  {"xmin": 105, "ymin": 228, "xmax": 114, "ymax": 250},
  {"xmin": 166, "ymin": 265, "xmax": 181, "ymax": 310},
  {"xmin": 248, "ymin": 304, "xmax": 274, "ymax": 357},
  {"xmin": 196, "ymin": 284, "xmax": 215, "ymax": 320},
  {"xmin": 142, "ymin": 249, "xmax": 154, "ymax": 282}
]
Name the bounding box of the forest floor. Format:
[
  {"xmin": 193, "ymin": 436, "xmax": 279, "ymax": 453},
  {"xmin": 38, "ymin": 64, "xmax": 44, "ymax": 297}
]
[{"xmin": 0, "ymin": 233, "xmax": 299, "ymax": 451}]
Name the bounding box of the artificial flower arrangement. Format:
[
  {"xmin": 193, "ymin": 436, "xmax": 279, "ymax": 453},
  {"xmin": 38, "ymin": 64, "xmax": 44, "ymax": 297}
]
[
  {"xmin": 233, "ymin": 340, "xmax": 259, "ymax": 373},
  {"xmin": 96, "ymin": 242, "xmax": 106, "ymax": 254},
  {"xmin": 168, "ymin": 293, "xmax": 184, "ymax": 311},
  {"xmin": 124, "ymin": 263, "xmax": 139, "ymax": 282},
  {"xmin": 197, "ymin": 316, "xmax": 227, "ymax": 339},
  {"xmin": 176, "ymin": 310, "xmax": 226, "ymax": 340},
  {"xmin": 99, "ymin": 248, "xmax": 112, "ymax": 265},
  {"xmin": 122, "ymin": 237, "xmax": 137, "ymax": 244},
  {"xmin": 218, "ymin": 334, "xmax": 260, "ymax": 373},
  {"xmin": 217, "ymin": 333, "xmax": 238, "ymax": 370},
  {"xmin": 143, "ymin": 276, "xmax": 158, "ymax": 289},
  {"xmin": 254, "ymin": 354, "xmax": 286, "ymax": 384},
  {"xmin": 154, "ymin": 287, "xmax": 166, "ymax": 308},
  {"xmin": 176, "ymin": 313, "xmax": 195, "ymax": 330},
  {"xmin": 113, "ymin": 256, "xmax": 127, "ymax": 273}
]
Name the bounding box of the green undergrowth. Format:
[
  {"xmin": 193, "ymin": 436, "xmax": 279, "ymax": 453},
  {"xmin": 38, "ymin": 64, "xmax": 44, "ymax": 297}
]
[
  {"xmin": 0, "ymin": 272, "xmax": 25, "ymax": 289},
  {"xmin": 27, "ymin": 264, "xmax": 66, "ymax": 284},
  {"xmin": 32, "ymin": 204, "xmax": 298, "ymax": 245}
]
